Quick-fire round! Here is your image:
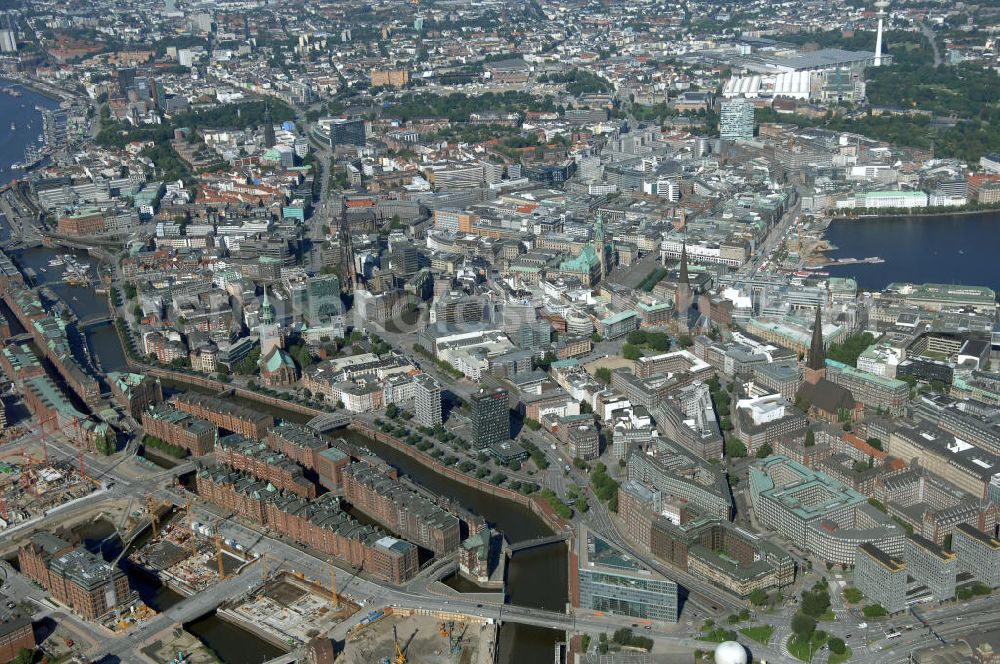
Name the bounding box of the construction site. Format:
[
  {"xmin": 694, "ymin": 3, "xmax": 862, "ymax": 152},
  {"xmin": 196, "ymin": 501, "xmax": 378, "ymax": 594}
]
[
  {"xmin": 0, "ymin": 439, "xmax": 100, "ymax": 529},
  {"xmin": 128, "ymin": 506, "xmax": 251, "ymax": 595},
  {"xmin": 221, "ymin": 570, "xmax": 358, "ymax": 650},
  {"xmin": 341, "ymin": 609, "xmax": 497, "ymax": 664}
]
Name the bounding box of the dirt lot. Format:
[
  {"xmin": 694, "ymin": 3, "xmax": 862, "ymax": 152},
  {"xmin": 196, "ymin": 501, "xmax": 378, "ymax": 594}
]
[
  {"xmin": 341, "ymin": 613, "xmax": 494, "ymax": 664},
  {"xmin": 584, "ymin": 355, "xmax": 635, "ymax": 374}
]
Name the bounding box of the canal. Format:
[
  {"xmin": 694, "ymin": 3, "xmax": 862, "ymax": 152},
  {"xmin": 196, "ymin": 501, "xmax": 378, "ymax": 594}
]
[
  {"xmin": 9, "ymin": 236, "xmax": 567, "ymax": 663},
  {"xmin": 161, "ymin": 378, "xmax": 570, "ymax": 663}
]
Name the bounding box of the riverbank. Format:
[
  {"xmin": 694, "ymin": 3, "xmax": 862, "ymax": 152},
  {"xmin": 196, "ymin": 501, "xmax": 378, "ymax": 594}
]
[
  {"xmin": 0, "ymin": 75, "xmax": 74, "ymax": 103},
  {"xmin": 831, "ymin": 205, "xmax": 1000, "ymax": 220}
]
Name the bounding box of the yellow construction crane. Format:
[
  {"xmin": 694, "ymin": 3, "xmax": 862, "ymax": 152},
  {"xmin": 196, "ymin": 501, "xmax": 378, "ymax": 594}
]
[
  {"xmin": 184, "ymin": 499, "xmax": 197, "ymax": 557},
  {"xmin": 215, "ymin": 531, "xmax": 225, "ymax": 579},
  {"xmin": 143, "ymin": 495, "xmax": 161, "ymax": 538},
  {"xmin": 393, "ymin": 625, "xmax": 406, "ymax": 664},
  {"xmin": 330, "ymin": 564, "xmax": 339, "ymax": 609}
]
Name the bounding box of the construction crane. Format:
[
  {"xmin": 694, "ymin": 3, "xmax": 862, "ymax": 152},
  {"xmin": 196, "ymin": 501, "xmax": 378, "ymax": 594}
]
[
  {"xmin": 143, "ymin": 495, "xmax": 161, "ymax": 538},
  {"xmin": 184, "ymin": 499, "xmax": 197, "ymax": 557},
  {"xmin": 392, "ymin": 625, "xmax": 406, "ymax": 664},
  {"xmin": 330, "ymin": 563, "xmax": 339, "ymax": 609},
  {"xmin": 448, "ymin": 622, "xmax": 463, "ymax": 654},
  {"xmin": 215, "ymin": 531, "xmax": 226, "ymax": 579}
]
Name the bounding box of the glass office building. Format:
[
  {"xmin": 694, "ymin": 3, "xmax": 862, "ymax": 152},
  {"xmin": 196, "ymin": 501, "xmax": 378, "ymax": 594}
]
[{"xmin": 577, "ymin": 526, "xmax": 678, "ymax": 622}]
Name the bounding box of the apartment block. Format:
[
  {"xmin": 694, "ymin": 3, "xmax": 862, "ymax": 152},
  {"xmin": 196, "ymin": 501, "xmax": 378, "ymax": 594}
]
[
  {"xmin": 341, "ymin": 462, "xmax": 461, "ymax": 554},
  {"xmin": 215, "ymin": 434, "xmax": 317, "ymax": 498},
  {"xmin": 19, "ymin": 533, "xmax": 132, "ymax": 621},
  {"xmin": 141, "ymin": 403, "xmax": 217, "ymax": 456},
  {"xmin": 195, "ymin": 469, "xmax": 418, "ymax": 583},
  {"xmin": 173, "ymin": 392, "xmax": 274, "ymax": 439}
]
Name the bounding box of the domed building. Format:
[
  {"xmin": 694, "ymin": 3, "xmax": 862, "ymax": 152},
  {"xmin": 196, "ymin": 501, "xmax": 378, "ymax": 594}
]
[{"xmin": 714, "ymin": 641, "xmax": 748, "ymax": 664}]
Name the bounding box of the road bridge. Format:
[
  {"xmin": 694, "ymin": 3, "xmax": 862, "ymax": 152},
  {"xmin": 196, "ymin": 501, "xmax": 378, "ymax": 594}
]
[
  {"xmin": 78, "ymin": 313, "xmax": 114, "ymax": 328},
  {"xmin": 507, "ymin": 531, "xmax": 573, "ymax": 553},
  {"xmin": 306, "ymin": 412, "xmax": 353, "ymax": 432},
  {"xmin": 87, "ymin": 564, "xmax": 263, "ymax": 661}
]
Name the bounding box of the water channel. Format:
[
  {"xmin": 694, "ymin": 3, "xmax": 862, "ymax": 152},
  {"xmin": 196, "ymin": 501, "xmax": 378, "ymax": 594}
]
[{"xmin": 5, "ymin": 233, "xmax": 567, "ymax": 662}]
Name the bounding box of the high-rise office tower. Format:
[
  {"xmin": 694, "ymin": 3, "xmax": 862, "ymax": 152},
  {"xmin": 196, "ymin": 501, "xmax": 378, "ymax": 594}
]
[
  {"xmin": 719, "ymin": 98, "xmax": 755, "ymax": 141},
  {"xmin": 471, "ymin": 388, "xmax": 509, "ymax": 448}
]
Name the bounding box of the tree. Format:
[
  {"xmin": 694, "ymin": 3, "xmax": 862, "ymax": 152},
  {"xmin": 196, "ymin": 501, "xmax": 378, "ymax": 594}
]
[
  {"xmin": 791, "ymin": 612, "xmax": 817, "ymax": 638},
  {"xmin": 828, "ymin": 637, "xmax": 846, "ymax": 655},
  {"xmin": 594, "ymin": 367, "xmax": 612, "ymax": 384},
  {"xmin": 862, "ymin": 603, "xmax": 888, "ymax": 618},
  {"xmin": 622, "ymin": 343, "xmax": 642, "ymax": 361},
  {"xmin": 756, "ymin": 442, "xmax": 773, "ymax": 459},
  {"xmin": 801, "ymin": 587, "xmax": 831, "ymax": 617},
  {"xmin": 11, "ymin": 648, "xmax": 33, "ymax": 664},
  {"xmin": 804, "ymin": 429, "xmax": 816, "ymax": 447},
  {"xmin": 386, "ymin": 403, "xmax": 399, "ymax": 419},
  {"xmin": 866, "ymin": 437, "xmax": 883, "ymax": 450},
  {"xmin": 748, "ymin": 589, "xmax": 769, "ymax": 606},
  {"xmin": 720, "ymin": 417, "xmax": 734, "ymax": 431},
  {"xmin": 726, "ymin": 440, "xmax": 747, "ymax": 458}
]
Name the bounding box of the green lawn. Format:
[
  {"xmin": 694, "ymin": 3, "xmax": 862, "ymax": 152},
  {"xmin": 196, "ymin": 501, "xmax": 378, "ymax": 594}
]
[
  {"xmin": 739, "ymin": 625, "xmax": 774, "ymax": 644},
  {"xmin": 843, "ymin": 586, "xmax": 864, "ymax": 604},
  {"xmin": 788, "ymin": 633, "xmax": 828, "ymax": 662},
  {"xmin": 829, "ymin": 646, "xmax": 852, "ymax": 664},
  {"xmin": 818, "ymin": 610, "xmax": 836, "ymax": 621},
  {"xmin": 697, "ymin": 627, "xmax": 738, "ymax": 643}
]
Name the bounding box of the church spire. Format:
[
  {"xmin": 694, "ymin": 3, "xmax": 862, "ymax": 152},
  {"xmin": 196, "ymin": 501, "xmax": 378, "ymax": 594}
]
[
  {"xmin": 263, "ymin": 104, "xmax": 276, "ymax": 148},
  {"xmin": 260, "ymin": 284, "xmax": 275, "ymax": 326},
  {"xmin": 679, "ymin": 240, "xmax": 690, "ymax": 287},
  {"xmin": 807, "ymin": 306, "xmax": 825, "ymax": 371}
]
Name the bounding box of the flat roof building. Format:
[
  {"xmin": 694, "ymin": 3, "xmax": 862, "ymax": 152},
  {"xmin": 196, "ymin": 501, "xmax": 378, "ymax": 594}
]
[
  {"xmin": 576, "ymin": 526, "xmax": 678, "ymax": 623},
  {"xmin": 954, "ymin": 523, "xmax": 1000, "ymax": 588},
  {"xmin": 905, "ymin": 534, "xmax": 956, "ymax": 602},
  {"xmin": 749, "ymin": 455, "xmax": 904, "ymax": 564},
  {"xmin": 854, "ymin": 543, "xmax": 907, "ymax": 614}
]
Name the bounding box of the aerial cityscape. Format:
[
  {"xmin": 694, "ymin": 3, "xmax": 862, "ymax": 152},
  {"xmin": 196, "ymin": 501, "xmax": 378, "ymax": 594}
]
[{"xmin": 0, "ymin": 0, "xmax": 997, "ymax": 663}]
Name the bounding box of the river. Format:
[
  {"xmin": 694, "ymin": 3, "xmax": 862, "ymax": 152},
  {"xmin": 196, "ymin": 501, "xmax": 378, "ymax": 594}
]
[
  {"xmin": 822, "ymin": 211, "xmax": 1000, "ymax": 291},
  {"xmin": 0, "ymin": 82, "xmax": 58, "ymax": 173}
]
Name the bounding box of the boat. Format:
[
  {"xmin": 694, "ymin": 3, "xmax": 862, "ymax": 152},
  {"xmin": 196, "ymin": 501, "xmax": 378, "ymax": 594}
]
[{"xmin": 9, "ymin": 123, "xmax": 13, "ymax": 131}]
